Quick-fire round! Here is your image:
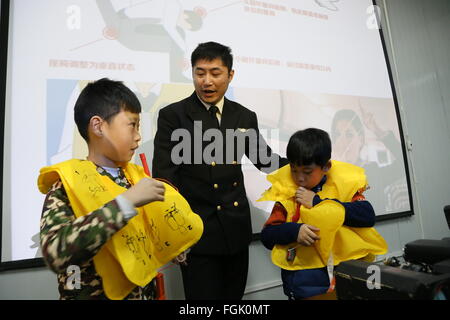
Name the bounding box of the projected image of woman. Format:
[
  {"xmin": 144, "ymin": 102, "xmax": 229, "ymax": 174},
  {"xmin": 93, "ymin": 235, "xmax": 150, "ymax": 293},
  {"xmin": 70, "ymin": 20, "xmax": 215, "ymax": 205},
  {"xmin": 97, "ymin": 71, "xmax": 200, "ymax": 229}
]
[{"xmin": 331, "ymin": 108, "xmax": 409, "ymax": 215}]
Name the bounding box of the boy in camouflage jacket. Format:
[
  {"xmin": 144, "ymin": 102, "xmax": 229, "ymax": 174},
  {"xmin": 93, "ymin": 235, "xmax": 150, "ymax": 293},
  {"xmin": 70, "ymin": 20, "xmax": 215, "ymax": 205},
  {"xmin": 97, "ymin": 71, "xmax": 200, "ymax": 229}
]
[{"xmin": 39, "ymin": 78, "xmax": 165, "ymax": 299}]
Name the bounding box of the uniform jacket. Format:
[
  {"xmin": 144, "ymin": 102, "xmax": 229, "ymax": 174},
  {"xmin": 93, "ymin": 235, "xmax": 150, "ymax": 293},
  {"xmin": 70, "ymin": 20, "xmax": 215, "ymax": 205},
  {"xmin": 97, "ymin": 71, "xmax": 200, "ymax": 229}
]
[{"xmin": 152, "ymin": 92, "xmax": 287, "ymax": 255}]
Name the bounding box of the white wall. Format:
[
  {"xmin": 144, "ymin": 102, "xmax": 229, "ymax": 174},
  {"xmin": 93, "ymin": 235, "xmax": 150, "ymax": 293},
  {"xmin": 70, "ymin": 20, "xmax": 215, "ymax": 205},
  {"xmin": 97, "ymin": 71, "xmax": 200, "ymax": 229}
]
[{"xmin": 1, "ymin": 0, "xmax": 449, "ymax": 300}]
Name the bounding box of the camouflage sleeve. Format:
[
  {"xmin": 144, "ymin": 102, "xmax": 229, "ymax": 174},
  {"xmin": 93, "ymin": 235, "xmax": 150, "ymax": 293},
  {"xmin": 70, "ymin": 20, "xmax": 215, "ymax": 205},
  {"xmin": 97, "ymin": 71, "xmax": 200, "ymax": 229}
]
[{"xmin": 40, "ymin": 179, "xmax": 127, "ymax": 273}]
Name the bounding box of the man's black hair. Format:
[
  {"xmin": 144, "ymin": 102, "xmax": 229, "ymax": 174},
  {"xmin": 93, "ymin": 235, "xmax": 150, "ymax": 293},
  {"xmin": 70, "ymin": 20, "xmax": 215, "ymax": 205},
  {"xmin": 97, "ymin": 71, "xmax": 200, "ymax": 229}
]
[
  {"xmin": 191, "ymin": 41, "xmax": 233, "ymax": 72},
  {"xmin": 74, "ymin": 78, "xmax": 141, "ymax": 142},
  {"xmin": 286, "ymin": 128, "xmax": 332, "ymax": 167}
]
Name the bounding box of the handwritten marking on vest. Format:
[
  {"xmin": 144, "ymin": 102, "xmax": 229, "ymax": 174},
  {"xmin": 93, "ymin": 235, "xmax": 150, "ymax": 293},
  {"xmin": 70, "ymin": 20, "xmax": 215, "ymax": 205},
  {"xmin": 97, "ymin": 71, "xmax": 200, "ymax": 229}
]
[
  {"xmin": 164, "ymin": 203, "xmax": 187, "ymax": 234},
  {"xmin": 81, "ymin": 170, "xmax": 107, "ymax": 198},
  {"xmin": 121, "ymin": 229, "xmax": 153, "ymax": 266},
  {"xmin": 148, "ymin": 218, "xmax": 163, "ymax": 251}
]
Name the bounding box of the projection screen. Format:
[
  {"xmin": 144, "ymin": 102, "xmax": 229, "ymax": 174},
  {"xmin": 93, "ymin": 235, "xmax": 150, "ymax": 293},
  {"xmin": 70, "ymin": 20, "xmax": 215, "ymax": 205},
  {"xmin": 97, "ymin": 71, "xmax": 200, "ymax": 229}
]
[{"xmin": 1, "ymin": 0, "xmax": 413, "ymax": 268}]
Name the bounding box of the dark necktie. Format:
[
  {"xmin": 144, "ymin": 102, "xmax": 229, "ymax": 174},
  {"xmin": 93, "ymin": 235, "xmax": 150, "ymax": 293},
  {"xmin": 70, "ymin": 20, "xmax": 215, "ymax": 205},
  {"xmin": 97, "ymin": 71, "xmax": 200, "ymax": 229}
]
[{"xmin": 209, "ymin": 105, "xmax": 220, "ymax": 128}]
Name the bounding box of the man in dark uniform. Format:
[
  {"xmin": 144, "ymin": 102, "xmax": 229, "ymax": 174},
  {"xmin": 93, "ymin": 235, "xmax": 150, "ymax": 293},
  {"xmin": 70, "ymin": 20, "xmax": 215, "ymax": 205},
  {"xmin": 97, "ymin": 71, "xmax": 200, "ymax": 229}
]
[{"xmin": 152, "ymin": 42, "xmax": 287, "ymax": 299}]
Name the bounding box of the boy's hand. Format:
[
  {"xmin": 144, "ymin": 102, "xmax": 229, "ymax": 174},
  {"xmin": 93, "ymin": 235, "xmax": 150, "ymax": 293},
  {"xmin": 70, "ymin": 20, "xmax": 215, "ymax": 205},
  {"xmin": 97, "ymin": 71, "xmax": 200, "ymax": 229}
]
[
  {"xmin": 122, "ymin": 178, "xmax": 165, "ymax": 207},
  {"xmin": 297, "ymin": 224, "xmax": 320, "ymax": 246},
  {"xmin": 295, "ymin": 187, "xmax": 316, "ymax": 209}
]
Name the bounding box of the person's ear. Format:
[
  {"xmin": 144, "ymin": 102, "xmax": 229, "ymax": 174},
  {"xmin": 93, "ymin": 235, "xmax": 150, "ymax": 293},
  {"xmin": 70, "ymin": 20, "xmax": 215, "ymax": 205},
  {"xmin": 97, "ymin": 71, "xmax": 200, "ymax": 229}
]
[
  {"xmin": 323, "ymin": 161, "xmax": 332, "ymax": 173},
  {"xmin": 228, "ymin": 69, "xmax": 235, "ymax": 81},
  {"xmin": 89, "ymin": 116, "xmax": 104, "ymax": 138}
]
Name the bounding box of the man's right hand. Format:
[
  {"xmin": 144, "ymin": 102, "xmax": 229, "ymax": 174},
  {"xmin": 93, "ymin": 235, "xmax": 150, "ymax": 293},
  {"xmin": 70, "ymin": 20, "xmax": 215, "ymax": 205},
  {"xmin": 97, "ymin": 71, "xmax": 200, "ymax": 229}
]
[{"xmin": 122, "ymin": 178, "xmax": 165, "ymax": 207}]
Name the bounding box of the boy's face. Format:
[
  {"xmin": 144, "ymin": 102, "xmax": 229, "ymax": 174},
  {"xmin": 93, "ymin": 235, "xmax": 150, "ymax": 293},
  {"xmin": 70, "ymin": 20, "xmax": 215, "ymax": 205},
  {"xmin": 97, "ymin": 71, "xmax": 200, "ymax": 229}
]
[
  {"xmin": 100, "ymin": 110, "xmax": 141, "ymax": 165},
  {"xmin": 192, "ymin": 58, "xmax": 234, "ymax": 106},
  {"xmin": 290, "ymin": 162, "xmax": 331, "ymax": 190}
]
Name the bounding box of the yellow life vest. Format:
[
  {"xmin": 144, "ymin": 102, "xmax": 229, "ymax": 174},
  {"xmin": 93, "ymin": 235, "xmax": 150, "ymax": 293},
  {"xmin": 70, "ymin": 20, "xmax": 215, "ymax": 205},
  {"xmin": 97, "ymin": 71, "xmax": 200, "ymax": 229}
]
[
  {"xmin": 258, "ymin": 160, "xmax": 388, "ymax": 271},
  {"xmin": 38, "ymin": 159, "xmax": 203, "ymax": 299}
]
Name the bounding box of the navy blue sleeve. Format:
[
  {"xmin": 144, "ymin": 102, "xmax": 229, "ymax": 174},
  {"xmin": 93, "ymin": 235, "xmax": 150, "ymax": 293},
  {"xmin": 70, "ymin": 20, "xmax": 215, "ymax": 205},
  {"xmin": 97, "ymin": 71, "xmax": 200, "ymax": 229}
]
[
  {"xmin": 260, "ymin": 223, "xmax": 302, "ymax": 250},
  {"xmin": 341, "ymin": 200, "xmax": 375, "ymax": 227}
]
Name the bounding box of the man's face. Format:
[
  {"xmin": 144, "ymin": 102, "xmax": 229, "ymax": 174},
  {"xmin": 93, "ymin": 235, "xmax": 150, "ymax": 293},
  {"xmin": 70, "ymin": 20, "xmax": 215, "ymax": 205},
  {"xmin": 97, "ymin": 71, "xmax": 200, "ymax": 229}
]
[{"xmin": 192, "ymin": 58, "xmax": 234, "ymax": 105}]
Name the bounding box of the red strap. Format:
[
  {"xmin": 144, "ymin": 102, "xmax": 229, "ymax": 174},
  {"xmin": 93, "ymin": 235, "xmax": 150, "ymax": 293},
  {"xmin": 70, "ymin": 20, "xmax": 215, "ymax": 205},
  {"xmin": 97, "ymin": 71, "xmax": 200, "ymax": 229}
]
[{"xmin": 292, "ymin": 203, "xmax": 301, "ymax": 222}]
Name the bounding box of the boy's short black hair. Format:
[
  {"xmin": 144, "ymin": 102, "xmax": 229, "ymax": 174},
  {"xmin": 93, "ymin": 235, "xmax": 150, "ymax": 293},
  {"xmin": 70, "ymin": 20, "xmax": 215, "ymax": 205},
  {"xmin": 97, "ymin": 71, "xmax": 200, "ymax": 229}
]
[
  {"xmin": 74, "ymin": 78, "xmax": 141, "ymax": 142},
  {"xmin": 286, "ymin": 128, "xmax": 332, "ymax": 167},
  {"xmin": 191, "ymin": 41, "xmax": 233, "ymax": 72}
]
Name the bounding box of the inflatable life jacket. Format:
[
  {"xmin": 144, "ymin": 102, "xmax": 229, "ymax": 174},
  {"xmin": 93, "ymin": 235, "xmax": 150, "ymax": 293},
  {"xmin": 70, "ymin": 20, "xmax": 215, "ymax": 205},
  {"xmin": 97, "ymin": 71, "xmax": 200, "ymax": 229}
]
[
  {"xmin": 258, "ymin": 160, "xmax": 387, "ymax": 270},
  {"xmin": 38, "ymin": 159, "xmax": 203, "ymax": 299}
]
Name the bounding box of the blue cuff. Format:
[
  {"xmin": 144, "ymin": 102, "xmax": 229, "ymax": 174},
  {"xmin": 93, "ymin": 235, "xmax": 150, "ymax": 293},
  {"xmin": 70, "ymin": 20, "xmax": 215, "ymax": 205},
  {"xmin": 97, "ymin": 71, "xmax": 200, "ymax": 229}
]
[
  {"xmin": 313, "ymin": 195, "xmax": 322, "ymax": 206},
  {"xmin": 261, "ymin": 222, "xmax": 302, "ymax": 250}
]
